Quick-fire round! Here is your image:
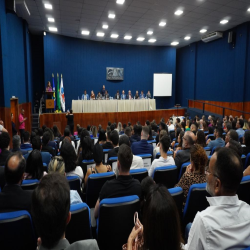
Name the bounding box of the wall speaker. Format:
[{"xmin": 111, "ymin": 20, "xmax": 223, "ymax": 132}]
[{"xmin": 228, "ymin": 31, "xmax": 235, "ymax": 44}]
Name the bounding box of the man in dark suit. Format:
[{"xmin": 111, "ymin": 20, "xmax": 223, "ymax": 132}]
[
  {"xmin": 0, "ymin": 152, "xmax": 33, "ymax": 212},
  {"xmin": 102, "ymin": 131, "xmax": 113, "ymax": 150},
  {"xmin": 114, "ymin": 90, "xmax": 120, "ymax": 100},
  {"xmin": 41, "ymin": 132, "xmax": 56, "ymax": 156},
  {"xmin": 107, "ymin": 130, "xmax": 119, "ymax": 158},
  {"xmin": 174, "ymin": 131, "xmax": 196, "ymax": 172},
  {"xmin": 131, "ymin": 126, "xmax": 153, "ymax": 156}
]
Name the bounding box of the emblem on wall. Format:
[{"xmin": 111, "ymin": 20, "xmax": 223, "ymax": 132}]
[{"xmin": 106, "ymin": 67, "xmax": 124, "ymax": 80}]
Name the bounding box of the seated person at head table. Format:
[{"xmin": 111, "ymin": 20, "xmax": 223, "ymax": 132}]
[
  {"xmin": 46, "ymin": 81, "xmax": 52, "ymax": 92},
  {"xmin": 90, "ymin": 90, "xmax": 95, "ymax": 100},
  {"xmin": 96, "ymin": 92, "xmax": 102, "ymax": 100},
  {"xmin": 140, "ymin": 90, "xmax": 145, "ymax": 99},
  {"xmin": 82, "ymin": 90, "xmax": 89, "ymax": 100},
  {"xmin": 121, "ymin": 90, "xmax": 126, "ymax": 99},
  {"xmin": 104, "ymin": 90, "xmax": 110, "ymax": 100},
  {"xmin": 127, "ymin": 90, "xmax": 133, "ymax": 100},
  {"xmin": 146, "ymin": 90, "xmax": 151, "ymax": 99},
  {"xmin": 101, "ymin": 85, "xmax": 106, "ymax": 96},
  {"xmin": 114, "ymin": 90, "xmax": 120, "ymax": 100},
  {"xmin": 134, "ymin": 90, "xmax": 139, "ymax": 99}
]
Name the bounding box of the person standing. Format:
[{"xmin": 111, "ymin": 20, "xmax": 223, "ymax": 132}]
[
  {"xmin": 101, "ymin": 85, "xmax": 106, "ymax": 96},
  {"xmin": 66, "ymin": 110, "xmax": 74, "ymax": 135},
  {"xmin": 19, "ymin": 109, "xmax": 27, "ymax": 144}
]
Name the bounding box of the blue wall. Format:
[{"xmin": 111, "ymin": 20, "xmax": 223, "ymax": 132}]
[
  {"xmin": 0, "ymin": 0, "xmax": 32, "ymax": 107},
  {"xmin": 43, "ymin": 34, "xmax": 176, "ymax": 110},
  {"xmin": 176, "ymin": 21, "xmax": 250, "ymax": 107}
]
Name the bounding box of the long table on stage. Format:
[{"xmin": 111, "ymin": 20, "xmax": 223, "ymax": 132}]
[{"xmin": 72, "ymin": 99, "xmax": 156, "ymax": 113}]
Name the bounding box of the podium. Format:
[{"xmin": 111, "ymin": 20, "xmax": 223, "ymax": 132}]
[{"xmin": 45, "ymin": 91, "xmax": 55, "ymax": 110}]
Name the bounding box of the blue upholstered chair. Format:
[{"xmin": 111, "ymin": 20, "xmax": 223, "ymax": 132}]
[
  {"xmin": 21, "ymin": 179, "xmax": 39, "ymax": 190},
  {"xmin": 237, "ymin": 175, "xmax": 250, "ymax": 205},
  {"xmin": 130, "ymin": 168, "xmax": 148, "ymax": 183},
  {"xmin": 153, "ymin": 165, "xmax": 178, "ymax": 188},
  {"xmin": 168, "ymin": 187, "xmax": 184, "ymax": 218}
]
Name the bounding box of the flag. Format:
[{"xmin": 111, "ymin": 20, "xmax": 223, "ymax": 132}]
[
  {"xmin": 60, "ymin": 74, "xmax": 65, "ymax": 112},
  {"xmin": 52, "ymin": 73, "xmax": 56, "ymax": 110},
  {"xmin": 57, "ymin": 73, "xmax": 61, "ymax": 111}
]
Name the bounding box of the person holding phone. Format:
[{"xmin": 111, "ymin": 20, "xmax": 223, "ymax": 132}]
[{"xmin": 19, "ymin": 109, "xmax": 27, "ymax": 144}]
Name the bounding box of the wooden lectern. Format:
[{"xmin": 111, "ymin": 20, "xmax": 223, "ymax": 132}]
[{"xmin": 45, "ymin": 92, "xmax": 55, "ymax": 109}]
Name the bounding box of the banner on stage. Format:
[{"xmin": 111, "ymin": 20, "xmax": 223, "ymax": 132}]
[{"xmin": 106, "ymin": 67, "xmax": 124, "ymax": 80}]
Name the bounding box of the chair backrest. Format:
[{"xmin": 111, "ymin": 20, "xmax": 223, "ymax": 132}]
[
  {"xmin": 241, "ymin": 154, "xmax": 246, "ymax": 168},
  {"xmin": 86, "ymin": 172, "xmax": 116, "ymax": 208},
  {"xmin": 168, "ymin": 187, "xmax": 184, "ymax": 219},
  {"xmin": 108, "ymin": 157, "xmax": 118, "ymax": 172},
  {"xmin": 203, "ymin": 147, "xmax": 211, "ymax": 157},
  {"xmin": 147, "ymin": 140, "xmax": 156, "ymax": 149},
  {"xmin": 244, "ymin": 153, "xmax": 250, "ymax": 170},
  {"xmin": 237, "ymin": 175, "xmax": 250, "ymax": 205},
  {"xmin": 103, "ymin": 149, "xmax": 110, "ymax": 164},
  {"xmin": 183, "ymin": 183, "xmax": 210, "ymax": 224},
  {"xmin": 41, "ymin": 151, "xmax": 51, "ymax": 166},
  {"xmin": 0, "ymin": 210, "xmax": 36, "ymax": 250},
  {"xmin": 65, "ymin": 203, "xmax": 92, "ymax": 244},
  {"xmin": 178, "ymin": 162, "xmax": 190, "ymax": 181},
  {"xmin": 136, "ymin": 154, "xmax": 152, "ymax": 170},
  {"xmin": 130, "ymin": 168, "xmax": 148, "ymax": 183},
  {"xmin": 21, "ymin": 179, "xmax": 39, "ymax": 190},
  {"xmin": 174, "ymin": 142, "xmax": 179, "ymax": 149},
  {"xmin": 97, "ymin": 195, "xmax": 140, "ymax": 250},
  {"xmin": 153, "ymin": 165, "xmax": 178, "ymax": 188},
  {"xmin": 66, "ymin": 176, "xmax": 82, "ymax": 197}
]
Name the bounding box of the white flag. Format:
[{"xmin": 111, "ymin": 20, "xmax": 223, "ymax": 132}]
[{"xmin": 60, "ymin": 75, "xmax": 65, "ymax": 112}]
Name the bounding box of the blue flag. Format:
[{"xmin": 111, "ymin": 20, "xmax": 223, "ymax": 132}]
[{"xmin": 52, "ymin": 73, "xmax": 56, "ymax": 110}]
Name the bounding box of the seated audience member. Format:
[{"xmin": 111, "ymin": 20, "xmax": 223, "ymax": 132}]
[
  {"xmin": 131, "ymin": 126, "xmax": 153, "ymax": 156},
  {"xmin": 87, "ymin": 125, "xmax": 92, "ymax": 135},
  {"xmin": 206, "ymin": 127, "xmax": 225, "ymax": 150},
  {"xmin": 224, "ymin": 122, "xmax": 232, "ymax": 133},
  {"xmin": 226, "ymin": 139, "xmax": 243, "ymax": 157},
  {"xmin": 174, "ymin": 131, "xmax": 196, "ymax": 171},
  {"xmin": 175, "ymin": 145, "xmax": 207, "ymax": 209},
  {"xmin": 225, "ymin": 129, "xmax": 238, "ymax": 144},
  {"xmin": 148, "ymin": 135, "xmax": 175, "ymax": 177},
  {"xmin": 130, "ymin": 125, "xmax": 141, "ymax": 144},
  {"xmin": 236, "ymin": 119, "xmax": 245, "ymax": 137},
  {"xmin": 156, "ymin": 122, "xmax": 167, "ymax": 144},
  {"xmin": 31, "ymin": 173, "xmax": 99, "ymax": 250},
  {"xmin": 147, "ymin": 126, "xmax": 154, "ymax": 141},
  {"xmin": 185, "ymin": 147, "xmax": 250, "ymax": 249},
  {"xmin": 190, "ymin": 123, "xmax": 197, "ymax": 135},
  {"xmin": 151, "ymin": 123, "xmax": 158, "ymax": 136},
  {"xmin": 20, "ymin": 131, "xmax": 32, "ymax": 149},
  {"xmin": 167, "ymin": 120, "xmax": 175, "ymax": 133},
  {"xmin": 45, "ymin": 128, "xmax": 58, "ymax": 151},
  {"xmin": 0, "ymin": 152, "xmax": 33, "ymax": 211},
  {"xmin": 102, "ymin": 131, "xmax": 113, "ymax": 150},
  {"xmin": 41, "ymin": 132, "xmax": 56, "ymax": 156},
  {"xmin": 124, "ymin": 126, "xmax": 132, "ymax": 138},
  {"xmin": 0, "ymin": 119, "xmax": 8, "ymax": 132},
  {"xmin": 243, "ymin": 130, "xmax": 250, "ymax": 156},
  {"xmin": 61, "ymin": 140, "xmax": 84, "ymax": 183},
  {"xmin": 174, "ymin": 131, "xmax": 184, "ymax": 153},
  {"xmin": 196, "ymin": 130, "xmax": 206, "ymax": 147},
  {"xmin": 0, "ymin": 132, "xmax": 11, "ymax": 166},
  {"xmin": 202, "ymin": 121, "xmax": 209, "ymax": 132},
  {"xmin": 48, "ymin": 156, "xmax": 82, "ymax": 205},
  {"xmin": 119, "ymin": 135, "xmax": 144, "ymax": 169},
  {"xmin": 98, "ymin": 129, "xmax": 106, "ymax": 145},
  {"xmin": 11, "ymin": 135, "xmax": 28, "ymax": 155},
  {"xmin": 154, "ymin": 130, "xmax": 168, "ymax": 158},
  {"xmin": 77, "ymin": 136, "xmax": 94, "ymax": 165},
  {"xmin": 53, "ymin": 125, "xmax": 61, "ymax": 139},
  {"xmin": 60, "ymin": 128, "xmax": 74, "ymax": 142},
  {"xmin": 243, "ymin": 119, "xmax": 249, "ymax": 130},
  {"xmin": 126, "ymin": 184, "xmax": 183, "ymax": 250},
  {"xmin": 119, "ymin": 123, "xmax": 126, "ymax": 135},
  {"xmin": 141, "ymin": 176, "xmax": 155, "ymax": 203},
  {"xmin": 94, "ymin": 144, "xmax": 141, "ymax": 218},
  {"xmin": 25, "ymin": 149, "xmax": 47, "ymax": 180},
  {"xmin": 117, "ymin": 122, "xmax": 122, "ymax": 134},
  {"xmin": 92, "ymin": 126, "xmax": 98, "ymax": 137},
  {"xmin": 107, "ymin": 130, "xmax": 119, "ymax": 158},
  {"xmin": 84, "ymin": 143, "xmax": 111, "ymax": 185},
  {"xmin": 171, "ymin": 125, "xmax": 182, "ymax": 148}
]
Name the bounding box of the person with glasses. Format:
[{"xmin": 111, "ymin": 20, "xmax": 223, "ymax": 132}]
[{"xmin": 185, "ymin": 147, "xmax": 250, "ymax": 249}]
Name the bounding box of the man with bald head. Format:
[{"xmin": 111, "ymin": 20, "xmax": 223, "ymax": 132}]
[
  {"xmin": 185, "ymin": 147, "xmax": 250, "ymax": 249},
  {"xmin": 0, "ymin": 152, "xmax": 33, "ymax": 211},
  {"xmin": 174, "ymin": 131, "xmax": 196, "ymax": 172}
]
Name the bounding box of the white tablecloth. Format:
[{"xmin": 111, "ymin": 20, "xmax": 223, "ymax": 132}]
[{"xmin": 72, "ymin": 99, "xmax": 156, "ymax": 113}]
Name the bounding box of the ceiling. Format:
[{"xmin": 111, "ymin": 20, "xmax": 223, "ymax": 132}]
[{"xmin": 23, "ymin": 0, "xmax": 250, "ymax": 47}]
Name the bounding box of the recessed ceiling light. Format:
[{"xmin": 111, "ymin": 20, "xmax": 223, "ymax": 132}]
[
  {"xmin": 44, "ymin": 3, "xmax": 52, "ymax": 9},
  {"xmin": 116, "ymin": 0, "xmax": 125, "ymax": 4},
  {"xmin": 82, "ymin": 30, "xmax": 90, "ymax": 35},
  {"xmin": 147, "ymin": 31, "xmax": 153, "ymax": 35},
  {"xmin": 48, "ymin": 18, "xmax": 54, "ymax": 22},
  {"xmin": 97, "ymin": 32, "xmax": 105, "ymax": 37},
  {"xmin": 184, "ymin": 36, "xmax": 191, "ymax": 40},
  {"xmin": 108, "ymin": 14, "xmax": 116, "ymax": 19},
  {"xmin": 200, "ymin": 29, "xmax": 207, "ymax": 33},
  {"xmin": 159, "ymin": 21, "xmax": 166, "ymax": 27},
  {"xmin": 149, "ymin": 39, "xmax": 156, "ymax": 43},
  {"xmin": 102, "ymin": 24, "xmax": 109, "ymax": 29},
  {"xmin": 175, "ymin": 10, "xmax": 183, "ymax": 16},
  {"xmin": 111, "ymin": 34, "xmax": 119, "ymax": 38},
  {"xmin": 137, "ymin": 37, "xmax": 145, "ymax": 41},
  {"xmin": 171, "ymin": 41, "xmax": 179, "ymax": 46},
  {"xmin": 247, "ymin": 8, "xmax": 250, "ymax": 12},
  {"xmin": 49, "ymin": 27, "xmax": 57, "ymax": 32},
  {"xmin": 220, "ymin": 19, "xmax": 228, "ymax": 24},
  {"xmin": 124, "ymin": 35, "xmax": 132, "ymax": 40}
]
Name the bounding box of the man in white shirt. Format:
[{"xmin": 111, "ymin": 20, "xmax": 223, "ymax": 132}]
[
  {"xmin": 167, "ymin": 120, "xmax": 175, "ymax": 133},
  {"xmin": 185, "ymin": 147, "xmax": 250, "ymax": 250},
  {"xmin": 148, "ymin": 135, "xmax": 175, "ymax": 177}
]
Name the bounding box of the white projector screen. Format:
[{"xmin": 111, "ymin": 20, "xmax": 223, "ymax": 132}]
[{"xmin": 153, "ymin": 74, "xmax": 172, "ymax": 97}]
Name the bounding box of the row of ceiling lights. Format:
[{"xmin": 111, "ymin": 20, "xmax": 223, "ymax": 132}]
[{"xmin": 44, "ymin": 1, "xmax": 250, "ymax": 46}]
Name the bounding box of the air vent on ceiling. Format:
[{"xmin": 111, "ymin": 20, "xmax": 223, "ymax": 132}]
[{"xmin": 201, "ymin": 32, "xmax": 223, "ymax": 43}]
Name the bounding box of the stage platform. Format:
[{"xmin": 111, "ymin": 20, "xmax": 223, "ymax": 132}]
[{"xmin": 39, "ymin": 108, "xmax": 186, "ymax": 133}]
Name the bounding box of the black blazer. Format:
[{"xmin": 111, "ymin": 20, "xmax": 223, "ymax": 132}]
[
  {"xmin": 108, "ymin": 147, "xmax": 119, "ymax": 158},
  {"xmin": 114, "ymin": 94, "xmax": 121, "ymax": 100},
  {"xmin": 0, "ymin": 185, "xmax": 33, "ymax": 212}
]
